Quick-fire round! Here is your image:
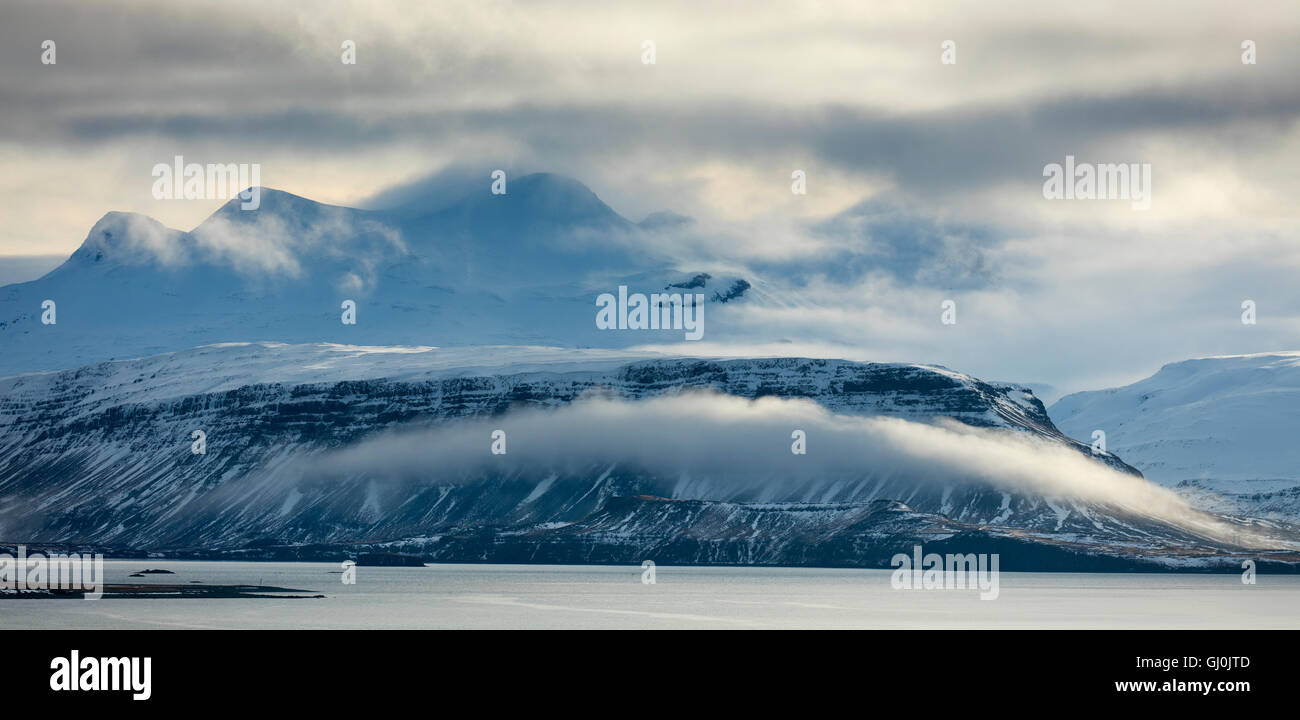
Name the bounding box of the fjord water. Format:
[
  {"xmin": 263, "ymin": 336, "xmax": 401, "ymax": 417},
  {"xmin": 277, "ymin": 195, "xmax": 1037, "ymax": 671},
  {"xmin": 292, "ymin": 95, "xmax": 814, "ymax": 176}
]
[{"xmin": 5, "ymin": 561, "xmax": 1297, "ymax": 629}]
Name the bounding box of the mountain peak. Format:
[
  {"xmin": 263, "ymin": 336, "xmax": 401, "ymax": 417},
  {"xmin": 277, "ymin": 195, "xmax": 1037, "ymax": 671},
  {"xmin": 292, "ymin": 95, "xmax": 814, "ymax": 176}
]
[
  {"xmin": 425, "ymin": 172, "xmax": 630, "ymax": 229},
  {"xmin": 512, "ymin": 172, "xmax": 590, "ymax": 193},
  {"xmin": 208, "ymin": 187, "xmax": 347, "ymax": 223},
  {"xmin": 1051, "ymin": 350, "xmax": 1300, "ymax": 486},
  {"xmin": 69, "ymin": 211, "xmax": 177, "ymax": 266}
]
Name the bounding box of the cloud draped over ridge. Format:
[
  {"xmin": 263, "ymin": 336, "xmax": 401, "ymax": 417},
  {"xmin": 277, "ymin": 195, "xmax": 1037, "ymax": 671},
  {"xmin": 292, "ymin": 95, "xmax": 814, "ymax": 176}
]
[{"xmin": 311, "ymin": 391, "xmax": 1266, "ymax": 545}]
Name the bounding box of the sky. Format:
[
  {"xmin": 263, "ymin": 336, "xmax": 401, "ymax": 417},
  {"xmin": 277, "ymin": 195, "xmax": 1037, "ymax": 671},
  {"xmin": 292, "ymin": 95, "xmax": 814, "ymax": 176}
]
[{"xmin": 1, "ymin": 0, "xmax": 1298, "ymax": 398}]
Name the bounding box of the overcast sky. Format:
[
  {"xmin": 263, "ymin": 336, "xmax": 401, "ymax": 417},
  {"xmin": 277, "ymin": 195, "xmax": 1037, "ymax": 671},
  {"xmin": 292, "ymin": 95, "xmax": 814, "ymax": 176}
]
[{"xmin": 1, "ymin": 0, "xmax": 1297, "ymax": 396}]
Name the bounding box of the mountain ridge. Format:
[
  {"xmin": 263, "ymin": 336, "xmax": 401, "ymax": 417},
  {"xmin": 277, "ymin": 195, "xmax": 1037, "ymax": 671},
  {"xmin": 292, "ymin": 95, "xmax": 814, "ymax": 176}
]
[
  {"xmin": 1050, "ymin": 351, "xmax": 1300, "ymax": 521},
  {"xmin": 8, "ymin": 342, "xmax": 1286, "ymax": 574},
  {"xmin": 0, "ymin": 174, "xmax": 745, "ymax": 376}
]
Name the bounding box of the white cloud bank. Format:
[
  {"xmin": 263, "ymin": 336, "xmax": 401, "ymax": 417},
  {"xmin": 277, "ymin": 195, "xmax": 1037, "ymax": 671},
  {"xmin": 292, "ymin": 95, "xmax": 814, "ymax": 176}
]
[{"xmin": 313, "ymin": 391, "xmax": 1285, "ymax": 548}]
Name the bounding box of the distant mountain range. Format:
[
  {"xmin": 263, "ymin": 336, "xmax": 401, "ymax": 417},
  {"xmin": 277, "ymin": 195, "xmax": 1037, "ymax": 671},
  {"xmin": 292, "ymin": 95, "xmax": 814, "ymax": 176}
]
[
  {"xmin": 1052, "ymin": 353, "xmax": 1300, "ymax": 522},
  {"xmin": 0, "ymin": 174, "xmax": 750, "ymax": 376}
]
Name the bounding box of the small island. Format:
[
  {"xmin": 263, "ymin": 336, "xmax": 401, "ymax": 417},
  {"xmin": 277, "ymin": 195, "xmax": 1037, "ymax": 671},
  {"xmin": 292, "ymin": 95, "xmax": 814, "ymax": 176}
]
[
  {"xmin": 1, "ymin": 582, "xmax": 325, "ymax": 600},
  {"xmin": 355, "ymin": 552, "xmax": 426, "ymax": 567}
]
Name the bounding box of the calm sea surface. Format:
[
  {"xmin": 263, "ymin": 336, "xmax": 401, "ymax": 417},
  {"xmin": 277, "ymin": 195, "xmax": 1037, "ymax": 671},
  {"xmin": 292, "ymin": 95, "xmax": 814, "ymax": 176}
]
[{"xmin": 3, "ymin": 560, "xmax": 1297, "ymax": 629}]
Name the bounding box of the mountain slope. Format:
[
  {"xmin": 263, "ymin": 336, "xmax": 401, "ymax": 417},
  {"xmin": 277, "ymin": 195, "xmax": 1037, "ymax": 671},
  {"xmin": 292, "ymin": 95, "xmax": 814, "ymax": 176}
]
[
  {"xmin": 3, "ymin": 343, "xmax": 1291, "ymax": 570},
  {"xmin": 1050, "ymin": 352, "xmax": 1300, "ymax": 521}
]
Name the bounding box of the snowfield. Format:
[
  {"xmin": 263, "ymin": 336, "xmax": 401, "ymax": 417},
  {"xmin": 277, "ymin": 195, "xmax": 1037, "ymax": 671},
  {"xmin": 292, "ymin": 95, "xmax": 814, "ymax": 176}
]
[{"xmin": 1051, "ymin": 352, "xmax": 1300, "ymax": 521}]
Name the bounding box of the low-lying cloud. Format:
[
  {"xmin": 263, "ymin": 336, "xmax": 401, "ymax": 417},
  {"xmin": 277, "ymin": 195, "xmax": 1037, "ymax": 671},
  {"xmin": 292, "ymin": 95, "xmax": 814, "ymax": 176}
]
[{"xmin": 313, "ymin": 390, "xmax": 1277, "ymax": 547}]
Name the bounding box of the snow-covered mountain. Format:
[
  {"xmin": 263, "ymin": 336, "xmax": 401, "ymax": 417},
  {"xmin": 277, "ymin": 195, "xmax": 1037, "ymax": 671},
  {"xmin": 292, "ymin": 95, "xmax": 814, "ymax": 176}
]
[
  {"xmin": 4, "ymin": 177, "xmax": 1298, "ymax": 571},
  {"xmin": 0, "ymin": 174, "xmax": 751, "ymax": 376},
  {"xmin": 1051, "ymin": 353, "xmax": 1300, "ymax": 521},
  {"xmin": 2, "ymin": 343, "xmax": 1293, "ymax": 570}
]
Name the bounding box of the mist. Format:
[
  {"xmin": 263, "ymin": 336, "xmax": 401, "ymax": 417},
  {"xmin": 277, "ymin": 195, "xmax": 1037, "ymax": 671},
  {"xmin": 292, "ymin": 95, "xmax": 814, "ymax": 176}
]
[{"xmin": 311, "ymin": 390, "xmax": 1271, "ymax": 546}]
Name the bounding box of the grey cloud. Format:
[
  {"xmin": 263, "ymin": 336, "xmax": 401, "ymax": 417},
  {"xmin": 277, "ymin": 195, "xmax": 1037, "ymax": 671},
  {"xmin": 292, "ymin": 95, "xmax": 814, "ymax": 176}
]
[
  {"xmin": 4, "ymin": 0, "xmax": 1297, "ymax": 208},
  {"xmin": 6, "ymin": 81, "xmax": 1293, "ymax": 208}
]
